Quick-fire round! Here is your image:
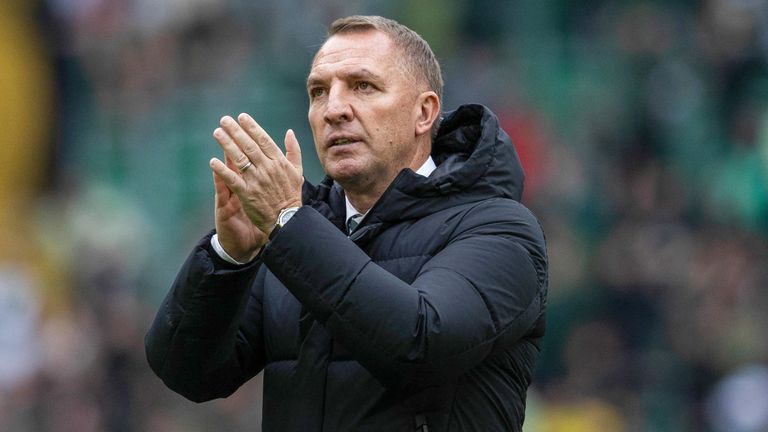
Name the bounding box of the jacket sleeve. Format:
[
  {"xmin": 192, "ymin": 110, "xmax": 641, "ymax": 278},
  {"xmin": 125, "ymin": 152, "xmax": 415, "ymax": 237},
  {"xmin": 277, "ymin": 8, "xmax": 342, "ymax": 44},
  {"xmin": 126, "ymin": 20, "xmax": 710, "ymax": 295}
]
[
  {"xmin": 144, "ymin": 231, "xmax": 266, "ymax": 402},
  {"xmin": 262, "ymin": 200, "xmax": 547, "ymax": 392}
]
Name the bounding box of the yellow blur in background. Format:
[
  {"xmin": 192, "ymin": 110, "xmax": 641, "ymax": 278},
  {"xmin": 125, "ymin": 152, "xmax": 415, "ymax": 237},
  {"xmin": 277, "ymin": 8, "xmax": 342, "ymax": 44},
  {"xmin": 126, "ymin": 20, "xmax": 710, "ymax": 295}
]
[{"xmin": 0, "ymin": 1, "xmax": 53, "ymax": 255}]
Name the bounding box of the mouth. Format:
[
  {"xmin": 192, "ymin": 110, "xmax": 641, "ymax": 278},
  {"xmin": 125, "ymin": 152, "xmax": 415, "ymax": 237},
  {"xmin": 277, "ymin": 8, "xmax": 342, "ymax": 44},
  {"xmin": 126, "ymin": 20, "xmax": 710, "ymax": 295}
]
[{"xmin": 327, "ymin": 135, "xmax": 363, "ymax": 148}]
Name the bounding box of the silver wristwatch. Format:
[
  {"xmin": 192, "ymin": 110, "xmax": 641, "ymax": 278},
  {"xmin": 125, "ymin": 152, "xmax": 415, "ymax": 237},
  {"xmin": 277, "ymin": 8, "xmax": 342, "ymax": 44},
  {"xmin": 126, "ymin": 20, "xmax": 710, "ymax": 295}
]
[{"xmin": 269, "ymin": 206, "xmax": 300, "ymax": 240}]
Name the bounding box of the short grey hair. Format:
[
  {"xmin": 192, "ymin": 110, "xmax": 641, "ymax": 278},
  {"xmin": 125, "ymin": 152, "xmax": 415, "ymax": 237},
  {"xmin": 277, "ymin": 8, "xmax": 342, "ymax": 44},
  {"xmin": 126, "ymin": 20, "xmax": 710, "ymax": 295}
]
[{"xmin": 327, "ymin": 15, "xmax": 444, "ymax": 105}]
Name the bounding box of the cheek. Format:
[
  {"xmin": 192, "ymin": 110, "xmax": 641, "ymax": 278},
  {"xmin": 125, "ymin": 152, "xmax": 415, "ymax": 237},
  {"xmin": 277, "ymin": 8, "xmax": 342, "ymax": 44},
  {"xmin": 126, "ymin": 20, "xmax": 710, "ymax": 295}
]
[
  {"xmin": 391, "ymin": 103, "xmax": 417, "ymax": 132},
  {"xmin": 308, "ymin": 109, "xmax": 321, "ymax": 133},
  {"xmin": 382, "ymin": 111, "xmax": 415, "ymax": 144},
  {"xmin": 308, "ymin": 114, "xmax": 323, "ymax": 155}
]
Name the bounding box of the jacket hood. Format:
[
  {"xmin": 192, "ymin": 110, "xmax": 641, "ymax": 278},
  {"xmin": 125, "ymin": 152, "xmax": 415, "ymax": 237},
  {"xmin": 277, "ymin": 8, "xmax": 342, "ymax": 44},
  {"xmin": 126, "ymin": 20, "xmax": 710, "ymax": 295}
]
[
  {"xmin": 430, "ymin": 103, "xmax": 524, "ymax": 201},
  {"xmin": 304, "ymin": 104, "xmax": 525, "ymax": 230}
]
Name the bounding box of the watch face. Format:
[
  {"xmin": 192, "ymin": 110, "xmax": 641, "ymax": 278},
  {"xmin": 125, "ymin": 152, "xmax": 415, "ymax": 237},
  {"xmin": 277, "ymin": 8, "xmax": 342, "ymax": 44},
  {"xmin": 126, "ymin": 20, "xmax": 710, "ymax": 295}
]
[{"xmin": 278, "ymin": 208, "xmax": 299, "ymax": 226}]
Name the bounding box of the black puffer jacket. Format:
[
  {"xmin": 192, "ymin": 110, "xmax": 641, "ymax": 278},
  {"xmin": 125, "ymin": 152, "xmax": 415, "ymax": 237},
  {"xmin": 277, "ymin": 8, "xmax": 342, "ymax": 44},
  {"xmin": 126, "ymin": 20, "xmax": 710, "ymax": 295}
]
[{"xmin": 145, "ymin": 104, "xmax": 548, "ymax": 431}]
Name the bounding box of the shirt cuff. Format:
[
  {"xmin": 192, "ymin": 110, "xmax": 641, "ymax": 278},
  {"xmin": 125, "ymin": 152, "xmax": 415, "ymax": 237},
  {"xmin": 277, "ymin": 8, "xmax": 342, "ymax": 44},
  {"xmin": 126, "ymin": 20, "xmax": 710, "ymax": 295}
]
[{"xmin": 211, "ymin": 233, "xmax": 246, "ymax": 265}]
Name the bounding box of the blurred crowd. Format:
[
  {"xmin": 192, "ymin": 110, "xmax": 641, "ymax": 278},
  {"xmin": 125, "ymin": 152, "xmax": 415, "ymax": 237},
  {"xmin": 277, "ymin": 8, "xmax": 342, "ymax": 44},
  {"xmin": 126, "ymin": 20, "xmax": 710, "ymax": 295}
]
[{"xmin": 1, "ymin": 0, "xmax": 767, "ymax": 430}]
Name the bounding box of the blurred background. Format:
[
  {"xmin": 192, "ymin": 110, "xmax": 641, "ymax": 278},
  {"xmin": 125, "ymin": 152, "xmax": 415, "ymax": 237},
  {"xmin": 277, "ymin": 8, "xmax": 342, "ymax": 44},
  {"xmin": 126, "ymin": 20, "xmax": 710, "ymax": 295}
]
[{"xmin": 2, "ymin": 0, "xmax": 767, "ymax": 430}]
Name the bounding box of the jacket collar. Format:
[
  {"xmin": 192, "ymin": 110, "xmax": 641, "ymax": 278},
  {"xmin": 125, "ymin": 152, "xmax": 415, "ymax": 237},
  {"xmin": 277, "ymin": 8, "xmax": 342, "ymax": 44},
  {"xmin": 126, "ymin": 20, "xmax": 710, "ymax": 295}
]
[{"xmin": 304, "ymin": 104, "xmax": 525, "ymax": 235}]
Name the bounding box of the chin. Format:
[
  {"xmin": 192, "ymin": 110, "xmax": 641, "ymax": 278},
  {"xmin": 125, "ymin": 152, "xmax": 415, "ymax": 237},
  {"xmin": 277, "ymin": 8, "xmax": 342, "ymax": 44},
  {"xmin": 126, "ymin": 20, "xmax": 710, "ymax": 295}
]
[{"xmin": 326, "ymin": 159, "xmax": 367, "ymax": 182}]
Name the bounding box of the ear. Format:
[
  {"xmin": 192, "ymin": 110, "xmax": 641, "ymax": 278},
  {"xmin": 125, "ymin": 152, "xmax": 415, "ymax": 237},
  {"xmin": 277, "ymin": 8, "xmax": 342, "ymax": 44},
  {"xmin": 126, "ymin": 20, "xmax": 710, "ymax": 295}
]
[{"xmin": 414, "ymin": 91, "xmax": 441, "ymax": 137}]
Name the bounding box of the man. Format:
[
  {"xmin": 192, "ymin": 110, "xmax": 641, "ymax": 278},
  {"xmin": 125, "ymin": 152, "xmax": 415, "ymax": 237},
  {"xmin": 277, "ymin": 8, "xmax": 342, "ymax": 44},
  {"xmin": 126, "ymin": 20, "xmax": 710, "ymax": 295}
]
[{"xmin": 146, "ymin": 15, "xmax": 547, "ymax": 432}]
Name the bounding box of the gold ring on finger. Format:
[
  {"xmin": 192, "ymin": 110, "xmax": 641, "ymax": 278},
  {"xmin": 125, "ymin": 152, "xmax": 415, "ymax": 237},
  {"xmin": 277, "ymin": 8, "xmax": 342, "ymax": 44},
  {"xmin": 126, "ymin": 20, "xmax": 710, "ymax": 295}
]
[{"xmin": 238, "ymin": 161, "xmax": 253, "ymax": 172}]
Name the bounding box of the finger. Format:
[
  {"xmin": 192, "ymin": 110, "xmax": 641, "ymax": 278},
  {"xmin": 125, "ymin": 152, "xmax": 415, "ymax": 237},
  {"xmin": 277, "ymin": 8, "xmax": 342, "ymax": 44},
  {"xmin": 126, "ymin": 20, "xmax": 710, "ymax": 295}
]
[
  {"xmin": 218, "ymin": 117, "xmax": 265, "ymax": 165},
  {"xmin": 213, "ymin": 156, "xmax": 234, "ymax": 196},
  {"xmin": 284, "ymin": 129, "xmax": 303, "ymax": 176},
  {"xmin": 212, "ymin": 170, "xmax": 230, "ymax": 207},
  {"xmin": 210, "ymin": 157, "xmax": 245, "ymax": 194},
  {"xmin": 224, "ymin": 153, "xmax": 243, "ymax": 174},
  {"xmin": 237, "ymin": 113, "xmax": 283, "ymax": 160},
  {"xmin": 213, "ymin": 126, "xmax": 255, "ymax": 172}
]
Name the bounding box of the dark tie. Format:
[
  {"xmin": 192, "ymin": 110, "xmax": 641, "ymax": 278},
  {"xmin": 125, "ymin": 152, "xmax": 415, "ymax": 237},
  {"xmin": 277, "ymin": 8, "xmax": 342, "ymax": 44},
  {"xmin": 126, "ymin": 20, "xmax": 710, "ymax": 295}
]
[{"xmin": 347, "ymin": 213, "xmax": 363, "ymax": 233}]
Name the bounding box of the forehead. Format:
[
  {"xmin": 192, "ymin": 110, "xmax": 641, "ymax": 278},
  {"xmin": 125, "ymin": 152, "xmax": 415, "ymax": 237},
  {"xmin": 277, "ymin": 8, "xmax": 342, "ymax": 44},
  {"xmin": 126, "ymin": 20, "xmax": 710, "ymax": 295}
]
[{"xmin": 310, "ymin": 30, "xmax": 399, "ymax": 78}]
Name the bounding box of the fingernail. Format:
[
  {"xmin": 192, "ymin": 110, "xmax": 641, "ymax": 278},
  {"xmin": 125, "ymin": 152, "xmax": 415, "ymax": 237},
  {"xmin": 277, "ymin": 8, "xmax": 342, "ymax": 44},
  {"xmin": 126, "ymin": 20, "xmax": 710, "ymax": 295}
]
[
  {"xmin": 220, "ymin": 116, "xmax": 232, "ymax": 126},
  {"xmin": 238, "ymin": 113, "xmax": 252, "ymax": 122}
]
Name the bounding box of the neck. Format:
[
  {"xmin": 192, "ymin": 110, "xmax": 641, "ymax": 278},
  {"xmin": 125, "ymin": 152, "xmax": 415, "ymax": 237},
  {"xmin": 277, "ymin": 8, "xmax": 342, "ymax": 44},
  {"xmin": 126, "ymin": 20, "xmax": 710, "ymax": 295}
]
[
  {"xmin": 342, "ymin": 167, "xmax": 400, "ymax": 214},
  {"xmin": 344, "ymin": 142, "xmax": 431, "ymax": 214},
  {"xmin": 345, "ymin": 188, "xmax": 384, "ymax": 215}
]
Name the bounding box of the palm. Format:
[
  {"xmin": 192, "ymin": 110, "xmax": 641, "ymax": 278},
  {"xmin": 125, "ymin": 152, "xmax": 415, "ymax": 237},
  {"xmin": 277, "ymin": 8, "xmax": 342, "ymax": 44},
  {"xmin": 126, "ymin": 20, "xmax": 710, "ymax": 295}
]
[
  {"xmin": 208, "ymin": 120, "xmax": 305, "ymax": 262},
  {"xmin": 213, "ymin": 162, "xmax": 267, "ymax": 262}
]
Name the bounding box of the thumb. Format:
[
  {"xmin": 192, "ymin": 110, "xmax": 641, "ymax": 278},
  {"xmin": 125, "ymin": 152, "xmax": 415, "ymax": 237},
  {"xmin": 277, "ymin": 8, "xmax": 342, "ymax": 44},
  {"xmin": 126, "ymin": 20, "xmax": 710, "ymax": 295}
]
[{"xmin": 284, "ymin": 129, "xmax": 303, "ymax": 176}]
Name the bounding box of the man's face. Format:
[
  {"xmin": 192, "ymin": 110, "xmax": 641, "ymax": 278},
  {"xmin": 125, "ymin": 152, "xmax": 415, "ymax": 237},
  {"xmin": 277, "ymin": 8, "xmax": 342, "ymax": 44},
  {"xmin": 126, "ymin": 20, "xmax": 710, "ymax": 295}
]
[{"xmin": 307, "ymin": 30, "xmax": 426, "ymax": 189}]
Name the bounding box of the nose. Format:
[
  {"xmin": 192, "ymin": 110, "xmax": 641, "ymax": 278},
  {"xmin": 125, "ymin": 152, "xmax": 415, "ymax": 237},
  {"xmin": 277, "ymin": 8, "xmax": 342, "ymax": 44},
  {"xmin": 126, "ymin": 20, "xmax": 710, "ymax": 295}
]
[{"xmin": 323, "ymin": 86, "xmax": 353, "ymax": 124}]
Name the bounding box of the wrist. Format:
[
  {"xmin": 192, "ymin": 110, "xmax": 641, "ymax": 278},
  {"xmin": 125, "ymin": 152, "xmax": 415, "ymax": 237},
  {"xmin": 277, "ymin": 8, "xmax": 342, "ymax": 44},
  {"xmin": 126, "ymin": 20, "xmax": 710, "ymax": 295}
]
[
  {"xmin": 211, "ymin": 234, "xmax": 260, "ymax": 265},
  {"xmin": 268, "ymin": 206, "xmax": 301, "ymax": 241}
]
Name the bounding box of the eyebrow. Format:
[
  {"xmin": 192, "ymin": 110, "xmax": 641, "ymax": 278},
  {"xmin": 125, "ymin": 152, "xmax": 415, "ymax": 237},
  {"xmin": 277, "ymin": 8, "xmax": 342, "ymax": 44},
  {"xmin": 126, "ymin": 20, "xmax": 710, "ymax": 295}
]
[
  {"xmin": 347, "ymin": 68, "xmax": 382, "ymax": 81},
  {"xmin": 306, "ymin": 67, "xmax": 383, "ymax": 88}
]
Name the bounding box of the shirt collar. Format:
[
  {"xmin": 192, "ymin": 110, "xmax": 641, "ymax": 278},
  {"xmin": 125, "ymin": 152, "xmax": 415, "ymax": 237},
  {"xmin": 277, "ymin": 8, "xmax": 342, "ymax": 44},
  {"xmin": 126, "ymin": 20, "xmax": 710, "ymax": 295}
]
[{"xmin": 345, "ymin": 156, "xmax": 436, "ymax": 221}]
